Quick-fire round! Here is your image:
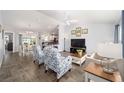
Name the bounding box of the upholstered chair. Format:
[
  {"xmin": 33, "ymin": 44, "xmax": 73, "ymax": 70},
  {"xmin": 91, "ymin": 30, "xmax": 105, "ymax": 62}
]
[
  {"xmin": 32, "ymin": 45, "xmax": 44, "ymax": 66},
  {"xmin": 43, "ymin": 47, "xmax": 72, "ymax": 81},
  {"xmin": 32, "ymin": 46, "xmax": 37, "ymax": 62}
]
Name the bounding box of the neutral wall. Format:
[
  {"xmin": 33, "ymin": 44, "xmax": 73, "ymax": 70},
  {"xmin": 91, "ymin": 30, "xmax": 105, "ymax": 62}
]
[
  {"xmin": 65, "ymin": 23, "xmax": 115, "ymax": 53},
  {"xmin": 13, "ymin": 32, "xmax": 19, "ymax": 52},
  {"xmin": 0, "ymin": 31, "xmax": 3, "ymax": 66},
  {"xmin": 58, "ymin": 24, "xmax": 65, "ymax": 51},
  {"xmin": 122, "ymin": 11, "xmax": 124, "ymax": 58},
  {"xmin": 4, "ymin": 31, "xmax": 19, "ymax": 53},
  {"xmin": 0, "ymin": 11, "xmax": 3, "ymax": 66}
]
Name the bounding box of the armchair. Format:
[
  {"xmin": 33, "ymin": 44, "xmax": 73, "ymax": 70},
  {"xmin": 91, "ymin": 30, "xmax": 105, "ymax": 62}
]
[
  {"xmin": 32, "ymin": 46, "xmax": 37, "ymax": 62},
  {"xmin": 86, "ymin": 52, "xmax": 119, "ymax": 64},
  {"xmin": 43, "ymin": 47, "xmax": 72, "ymax": 81},
  {"xmin": 86, "ymin": 53, "xmax": 104, "ymax": 65},
  {"xmin": 86, "ymin": 53, "xmax": 119, "ymax": 71},
  {"xmin": 32, "ymin": 45, "xmax": 44, "ymax": 65}
]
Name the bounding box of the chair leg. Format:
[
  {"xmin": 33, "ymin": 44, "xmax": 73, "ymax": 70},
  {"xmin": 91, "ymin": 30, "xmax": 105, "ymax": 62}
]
[
  {"xmin": 69, "ymin": 69, "xmax": 71, "ymax": 72},
  {"xmin": 44, "ymin": 65, "xmax": 48, "ymax": 73},
  {"xmin": 45, "ymin": 70, "xmax": 48, "ymax": 73},
  {"xmin": 56, "ymin": 79, "xmax": 59, "ymax": 82},
  {"xmin": 38, "ymin": 64, "xmax": 41, "ymax": 67},
  {"xmin": 33, "ymin": 60, "xmax": 35, "ymax": 63}
]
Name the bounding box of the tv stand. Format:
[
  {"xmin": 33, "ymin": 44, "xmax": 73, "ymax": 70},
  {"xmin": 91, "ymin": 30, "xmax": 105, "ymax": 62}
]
[{"xmin": 70, "ymin": 47, "xmax": 86, "ymax": 55}]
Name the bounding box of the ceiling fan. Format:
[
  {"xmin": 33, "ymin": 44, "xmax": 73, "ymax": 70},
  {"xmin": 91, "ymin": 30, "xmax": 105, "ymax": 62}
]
[{"xmin": 64, "ymin": 13, "xmax": 78, "ymax": 25}]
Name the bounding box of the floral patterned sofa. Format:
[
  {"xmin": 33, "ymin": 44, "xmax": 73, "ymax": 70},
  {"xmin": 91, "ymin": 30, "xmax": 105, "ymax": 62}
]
[{"xmin": 43, "ymin": 46, "xmax": 72, "ymax": 81}]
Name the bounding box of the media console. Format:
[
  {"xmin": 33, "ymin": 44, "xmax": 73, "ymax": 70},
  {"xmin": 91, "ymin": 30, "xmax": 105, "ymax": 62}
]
[
  {"xmin": 70, "ymin": 47, "xmax": 86, "ymax": 54},
  {"xmin": 70, "ymin": 39, "xmax": 86, "ymax": 55}
]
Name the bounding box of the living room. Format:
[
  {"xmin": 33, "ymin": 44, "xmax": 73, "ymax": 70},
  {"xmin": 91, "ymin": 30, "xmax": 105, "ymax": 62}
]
[
  {"xmin": 1, "ymin": 0, "xmax": 124, "ymax": 93},
  {"xmin": 0, "ymin": 10, "xmax": 124, "ymax": 82}
]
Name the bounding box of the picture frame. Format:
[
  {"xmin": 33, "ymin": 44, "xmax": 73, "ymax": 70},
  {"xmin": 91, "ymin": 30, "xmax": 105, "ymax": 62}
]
[
  {"xmin": 82, "ymin": 29, "xmax": 88, "ymax": 34},
  {"xmin": 76, "ymin": 30, "xmax": 81, "ymax": 37},
  {"xmin": 71, "ymin": 27, "xmax": 88, "ymax": 36},
  {"xmin": 76, "ymin": 27, "xmax": 81, "ymax": 30}
]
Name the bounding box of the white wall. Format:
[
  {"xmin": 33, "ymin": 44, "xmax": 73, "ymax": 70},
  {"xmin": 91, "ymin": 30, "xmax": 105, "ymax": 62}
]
[
  {"xmin": 65, "ymin": 23, "xmax": 115, "ymax": 53},
  {"xmin": 97, "ymin": 43, "xmax": 122, "ymax": 58},
  {"xmin": 0, "ymin": 31, "xmax": 3, "ymax": 66},
  {"xmin": 13, "ymin": 32, "xmax": 19, "ymax": 52},
  {"xmin": 58, "ymin": 24, "xmax": 65, "ymax": 51},
  {"xmin": 0, "ymin": 11, "xmax": 4, "ymax": 66},
  {"xmin": 4, "ymin": 31, "xmax": 19, "ymax": 53}
]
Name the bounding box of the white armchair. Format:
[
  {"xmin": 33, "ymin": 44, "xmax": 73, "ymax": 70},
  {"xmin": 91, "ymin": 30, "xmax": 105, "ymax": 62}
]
[
  {"xmin": 86, "ymin": 53, "xmax": 118, "ymax": 64},
  {"xmin": 86, "ymin": 52, "xmax": 120, "ymax": 73},
  {"xmin": 86, "ymin": 53, "xmax": 104, "ymax": 65},
  {"xmin": 43, "ymin": 47, "xmax": 72, "ymax": 81}
]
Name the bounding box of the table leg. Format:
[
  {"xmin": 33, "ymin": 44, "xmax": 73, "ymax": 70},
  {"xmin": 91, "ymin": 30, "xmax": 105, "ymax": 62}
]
[{"xmin": 85, "ymin": 72, "xmax": 88, "ymax": 82}]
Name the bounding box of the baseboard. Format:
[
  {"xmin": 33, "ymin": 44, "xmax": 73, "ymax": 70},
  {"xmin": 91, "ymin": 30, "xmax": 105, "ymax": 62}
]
[
  {"xmin": 0, "ymin": 57, "xmax": 3, "ymax": 68},
  {"xmin": 0, "ymin": 55, "xmax": 3, "ymax": 68}
]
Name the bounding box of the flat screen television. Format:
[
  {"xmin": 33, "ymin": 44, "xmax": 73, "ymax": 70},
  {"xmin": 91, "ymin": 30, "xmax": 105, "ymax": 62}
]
[{"xmin": 71, "ymin": 39, "xmax": 85, "ymax": 47}]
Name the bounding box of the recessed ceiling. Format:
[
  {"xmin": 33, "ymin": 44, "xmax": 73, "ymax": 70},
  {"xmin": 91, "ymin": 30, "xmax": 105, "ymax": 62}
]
[{"xmin": 40, "ymin": 10, "xmax": 121, "ymax": 24}]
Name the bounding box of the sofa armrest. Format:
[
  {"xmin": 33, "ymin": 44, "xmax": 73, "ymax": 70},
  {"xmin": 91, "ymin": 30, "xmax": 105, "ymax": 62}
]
[{"xmin": 86, "ymin": 57, "xmax": 101, "ymax": 64}]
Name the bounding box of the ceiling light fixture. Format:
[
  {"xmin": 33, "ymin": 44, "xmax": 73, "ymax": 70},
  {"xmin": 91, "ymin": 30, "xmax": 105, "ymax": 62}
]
[
  {"xmin": 26, "ymin": 31, "xmax": 33, "ymax": 34},
  {"xmin": 64, "ymin": 12, "xmax": 78, "ymax": 25}
]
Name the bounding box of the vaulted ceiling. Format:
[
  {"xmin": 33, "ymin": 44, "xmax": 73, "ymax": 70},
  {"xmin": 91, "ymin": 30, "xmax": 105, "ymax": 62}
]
[
  {"xmin": 1, "ymin": 10, "xmax": 60, "ymax": 32},
  {"xmin": 41, "ymin": 10, "xmax": 121, "ymax": 24},
  {"xmin": 0, "ymin": 10, "xmax": 121, "ymax": 33}
]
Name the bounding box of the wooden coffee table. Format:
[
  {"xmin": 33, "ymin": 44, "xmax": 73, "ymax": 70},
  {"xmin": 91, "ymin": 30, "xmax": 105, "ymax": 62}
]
[
  {"xmin": 83, "ymin": 62, "xmax": 122, "ymax": 82},
  {"xmin": 60, "ymin": 51, "xmax": 87, "ymax": 66}
]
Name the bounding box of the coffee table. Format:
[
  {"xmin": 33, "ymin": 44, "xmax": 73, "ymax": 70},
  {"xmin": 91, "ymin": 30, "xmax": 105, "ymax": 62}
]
[
  {"xmin": 83, "ymin": 62, "xmax": 122, "ymax": 82},
  {"xmin": 60, "ymin": 51, "xmax": 87, "ymax": 66}
]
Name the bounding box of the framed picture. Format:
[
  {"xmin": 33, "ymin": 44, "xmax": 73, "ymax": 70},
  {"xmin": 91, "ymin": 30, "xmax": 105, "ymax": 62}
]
[
  {"xmin": 76, "ymin": 30, "xmax": 81, "ymax": 37},
  {"xmin": 71, "ymin": 30, "xmax": 76, "ymax": 35},
  {"xmin": 76, "ymin": 27, "xmax": 81, "ymax": 30},
  {"xmin": 82, "ymin": 29, "xmax": 88, "ymax": 34}
]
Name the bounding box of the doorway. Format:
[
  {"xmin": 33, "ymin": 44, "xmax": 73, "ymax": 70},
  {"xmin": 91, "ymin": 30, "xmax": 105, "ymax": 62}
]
[{"xmin": 4, "ymin": 33, "xmax": 13, "ymax": 53}]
